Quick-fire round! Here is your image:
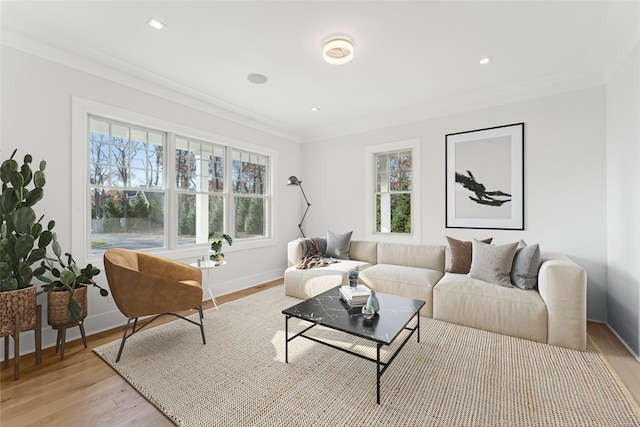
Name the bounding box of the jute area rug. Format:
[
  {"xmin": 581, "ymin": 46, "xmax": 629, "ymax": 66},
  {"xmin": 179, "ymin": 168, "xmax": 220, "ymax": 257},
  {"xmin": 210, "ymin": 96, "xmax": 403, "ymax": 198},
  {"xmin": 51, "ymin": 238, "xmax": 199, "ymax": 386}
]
[{"xmin": 94, "ymin": 285, "xmax": 640, "ymax": 427}]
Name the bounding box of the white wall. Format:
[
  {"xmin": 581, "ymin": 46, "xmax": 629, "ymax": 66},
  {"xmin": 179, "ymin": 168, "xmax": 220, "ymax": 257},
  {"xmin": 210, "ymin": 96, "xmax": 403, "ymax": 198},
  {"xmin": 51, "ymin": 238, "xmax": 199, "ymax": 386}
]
[
  {"xmin": 302, "ymin": 86, "xmax": 608, "ymax": 322},
  {"xmin": 0, "ymin": 46, "xmax": 303, "ymax": 355},
  {"xmin": 606, "ymin": 43, "xmax": 640, "ymax": 356}
]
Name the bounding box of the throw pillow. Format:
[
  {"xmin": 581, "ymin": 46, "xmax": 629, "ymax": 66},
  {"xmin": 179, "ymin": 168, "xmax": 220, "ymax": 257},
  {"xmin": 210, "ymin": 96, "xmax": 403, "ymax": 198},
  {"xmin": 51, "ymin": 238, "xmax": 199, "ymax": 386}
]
[
  {"xmin": 326, "ymin": 230, "xmax": 352, "ymax": 259},
  {"xmin": 469, "ymin": 239, "xmax": 519, "ymax": 287},
  {"xmin": 510, "ymin": 240, "xmax": 541, "ymax": 290},
  {"xmin": 446, "ymin": 236, "xmax": 493, "ymax": 274}
]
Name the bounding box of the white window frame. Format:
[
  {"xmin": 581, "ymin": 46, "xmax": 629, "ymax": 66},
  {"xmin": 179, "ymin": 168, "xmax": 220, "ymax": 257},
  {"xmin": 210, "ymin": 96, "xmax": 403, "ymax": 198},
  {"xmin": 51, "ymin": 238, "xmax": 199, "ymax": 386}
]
[
  {"xmin": 364, "ymin": 139, "xmax": 421, "ymax": 243},
  {"xmin": 72, "ymin": 97, "xmax": 276, "ymax": 263}
]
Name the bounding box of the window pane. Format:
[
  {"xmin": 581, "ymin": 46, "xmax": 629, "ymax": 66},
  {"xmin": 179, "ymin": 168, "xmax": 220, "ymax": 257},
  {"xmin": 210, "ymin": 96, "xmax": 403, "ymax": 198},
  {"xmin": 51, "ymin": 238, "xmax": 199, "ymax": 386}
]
[
  {"xmin": 375, "ymin": 148, "xmax": 412, "ymax": 234},
  {"xmin": 177, "ymin": 193, "xmax": 225, "ymax": 246},
  {"xmin": 232, "ymin": 149, "xmax": 267, "ymax": 195},
  {"xmin": 90, "ymin": 189, "xmax": 165, "ymax": 255},
  {"xmin": 234, "ymin": 196, "xmax": 266, "ymax": 238},
  {"xmin": 375, "ymin": 193, "xmax": 411, "ymax": 233}
]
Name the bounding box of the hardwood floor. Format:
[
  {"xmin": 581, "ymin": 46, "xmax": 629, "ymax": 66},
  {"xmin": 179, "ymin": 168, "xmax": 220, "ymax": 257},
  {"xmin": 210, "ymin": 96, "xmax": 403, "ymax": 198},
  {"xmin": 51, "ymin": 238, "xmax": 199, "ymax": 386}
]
[{"xmin": 2, "ymin": 280, "xmax": 639, "ymax": 426}]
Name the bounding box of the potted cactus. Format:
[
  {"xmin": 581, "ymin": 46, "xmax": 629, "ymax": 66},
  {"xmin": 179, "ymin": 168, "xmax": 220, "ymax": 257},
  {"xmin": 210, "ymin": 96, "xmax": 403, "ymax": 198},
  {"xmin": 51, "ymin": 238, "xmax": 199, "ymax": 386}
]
[
  {"xmin": 1, "ymin": 149, "xmax": 108, "ymax": 332},
  {"xmin": 0, "ymin": 150, "xmax": 53, "ymax": 338}
]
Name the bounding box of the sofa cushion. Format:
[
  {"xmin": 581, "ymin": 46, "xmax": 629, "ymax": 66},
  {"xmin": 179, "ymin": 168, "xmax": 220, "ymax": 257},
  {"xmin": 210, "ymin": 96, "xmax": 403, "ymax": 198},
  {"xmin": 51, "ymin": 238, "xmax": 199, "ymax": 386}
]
[
  {"xmin": 446, "ymin": 236, "xmax": 492, "ymax": 274},
  {"xmin": 349, "ymin": 240, "xmax": 378, "ymax": 265},
  {"xmin": 377, "ymin": 243, "xmax": 445, "ymax": 271},
  {"xmin": 284, "ymin": 260, "xmax": 371, "ymax": 300},
  {"xmin": 326, "ymin": 230, "xmax": 352, "ymax": 259},
  {"xmin": 469, "ymin": 239, "xmax": 518, "ymax": 287},
  {"xmin": 433, "ymin": 273, "xmax": 547, "ymax": 343},
  {"xmin": 359, "ymin": 264, "xmax": 444, "ymax": 317},
  {"xmin": 510, "ymin": 240, "xmax": 541, "ymax": 290}
]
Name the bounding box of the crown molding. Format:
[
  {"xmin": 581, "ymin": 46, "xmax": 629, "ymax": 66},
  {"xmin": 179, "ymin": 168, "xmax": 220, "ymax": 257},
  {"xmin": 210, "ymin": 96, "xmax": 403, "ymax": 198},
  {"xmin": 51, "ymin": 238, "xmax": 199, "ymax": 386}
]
[{"xmin": 1, "ymin": 24, "xmax": 302, "ymax": 144}]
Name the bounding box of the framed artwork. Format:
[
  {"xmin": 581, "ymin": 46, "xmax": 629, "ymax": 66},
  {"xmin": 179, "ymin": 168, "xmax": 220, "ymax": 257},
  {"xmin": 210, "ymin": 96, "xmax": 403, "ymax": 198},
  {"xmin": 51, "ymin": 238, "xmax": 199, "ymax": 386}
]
[{"xmin": 445, "ymin": 123, "xmax": 524, "ymax": 230}]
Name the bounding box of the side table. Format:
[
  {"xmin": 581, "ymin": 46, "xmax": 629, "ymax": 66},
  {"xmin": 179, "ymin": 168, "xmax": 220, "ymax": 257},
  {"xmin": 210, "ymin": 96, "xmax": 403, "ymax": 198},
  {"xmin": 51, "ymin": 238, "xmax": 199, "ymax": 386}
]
[{"xmin": 190, "ymin": 260, "xmax": 226, "ymax": 311}]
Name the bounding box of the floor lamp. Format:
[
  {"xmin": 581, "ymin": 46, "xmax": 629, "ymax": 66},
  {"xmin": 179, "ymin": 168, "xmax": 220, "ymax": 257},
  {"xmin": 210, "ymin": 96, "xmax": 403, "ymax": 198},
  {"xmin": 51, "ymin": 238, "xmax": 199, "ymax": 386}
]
[{"xmin": 287, "ymin": 176, "xmax": 311, "ymax": 238}]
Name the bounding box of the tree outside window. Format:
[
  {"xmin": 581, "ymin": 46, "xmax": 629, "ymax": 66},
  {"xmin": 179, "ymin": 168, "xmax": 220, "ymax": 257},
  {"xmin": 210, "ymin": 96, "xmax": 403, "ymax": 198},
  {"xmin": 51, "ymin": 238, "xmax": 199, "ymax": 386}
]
[
  {"xmin": 375, "ymin": 150, "xmax": 412, "ymax": 233},
  {"xmin": 232, "ymin": 149, "xmax": 269, "ymax": 238},
  {"xmin": 89, "ymin": 117, "xmax": 165, "ymax": 254}
]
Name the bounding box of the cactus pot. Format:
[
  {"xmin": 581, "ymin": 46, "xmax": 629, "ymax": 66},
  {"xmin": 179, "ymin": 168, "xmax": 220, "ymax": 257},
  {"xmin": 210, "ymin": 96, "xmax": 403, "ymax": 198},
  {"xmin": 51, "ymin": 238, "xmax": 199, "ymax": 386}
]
[
  {"xmin": 0, "ymin": 285, "xmax": 38, "ymax": 337},
  {"xmin": 47, "ymin": 286, "xmax": 88, "ymax": 328}
]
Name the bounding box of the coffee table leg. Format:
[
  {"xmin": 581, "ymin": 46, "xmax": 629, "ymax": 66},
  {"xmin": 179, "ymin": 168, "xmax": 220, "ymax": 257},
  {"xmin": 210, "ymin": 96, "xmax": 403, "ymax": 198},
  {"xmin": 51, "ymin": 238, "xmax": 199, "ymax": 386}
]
[
  {"xmin": 417, "ymin": 313, "xmax": 421, "ymax": 343},
  {"xmin": 285, "ymin": 315, "xmax": 289, "ymax": 363},
  {"xmin": 376, "ymin": 343, "xmax": 382, "ymax": 404}
]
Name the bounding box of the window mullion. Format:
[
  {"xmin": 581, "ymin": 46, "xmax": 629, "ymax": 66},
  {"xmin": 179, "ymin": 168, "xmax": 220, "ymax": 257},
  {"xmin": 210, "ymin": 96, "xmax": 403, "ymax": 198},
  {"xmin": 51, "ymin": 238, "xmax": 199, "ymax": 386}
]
[
  {"xmin": 225, "ymin": 146, "xmax": 234, "ymax": 238},
  {"xmin": 166, "ymin": 132, "xmax": 177, "ymax": 249}
]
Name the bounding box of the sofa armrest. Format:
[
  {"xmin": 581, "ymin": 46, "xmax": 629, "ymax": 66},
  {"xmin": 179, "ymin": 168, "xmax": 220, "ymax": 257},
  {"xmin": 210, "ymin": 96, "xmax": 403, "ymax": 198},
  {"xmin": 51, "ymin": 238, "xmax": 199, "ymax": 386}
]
[
  {"xmin": 537, "ymin": 253, "xmax": 587, "ymax": 350},
  {"xmin": 288, "ymin": 239, "xmax": 304, "ymax": 266}
]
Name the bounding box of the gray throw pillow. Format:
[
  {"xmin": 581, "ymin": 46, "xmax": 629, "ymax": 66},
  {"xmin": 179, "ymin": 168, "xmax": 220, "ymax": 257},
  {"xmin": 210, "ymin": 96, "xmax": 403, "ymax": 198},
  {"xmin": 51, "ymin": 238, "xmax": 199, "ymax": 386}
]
[
  {"xmin": 326, "ymin": 230, "xmax": 352, "ymax": 259},
  {"xmin": 469, "ymin": 239, "xmax": 518, "ymax": 287},
  {"xmin": 510, "ymin": 240, "xmax": 541, "ymax": 290}
]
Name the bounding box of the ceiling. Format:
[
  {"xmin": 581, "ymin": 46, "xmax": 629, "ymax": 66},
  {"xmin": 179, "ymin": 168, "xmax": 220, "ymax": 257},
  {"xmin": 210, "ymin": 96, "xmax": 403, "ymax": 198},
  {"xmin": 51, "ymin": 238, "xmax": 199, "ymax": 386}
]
[{"xmin": 2, "ymin": 1, "xmax": 638, "ymax": 142}]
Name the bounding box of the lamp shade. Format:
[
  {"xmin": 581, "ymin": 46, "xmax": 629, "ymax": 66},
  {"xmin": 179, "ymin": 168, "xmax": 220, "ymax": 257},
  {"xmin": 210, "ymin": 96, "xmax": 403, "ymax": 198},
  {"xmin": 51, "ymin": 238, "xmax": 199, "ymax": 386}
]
[{"xmin": 287, "ymin": 176, "xmax": 301, "ymax": 186}]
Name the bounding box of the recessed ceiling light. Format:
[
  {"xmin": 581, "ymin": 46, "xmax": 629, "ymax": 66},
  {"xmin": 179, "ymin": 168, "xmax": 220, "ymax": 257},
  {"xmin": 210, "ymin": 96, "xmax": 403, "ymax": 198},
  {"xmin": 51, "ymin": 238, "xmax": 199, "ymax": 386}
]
[
  {"xmin": 323, "ymin": 38, "xmax": 354, "ymax": 65},
  {"xmin": 310, "ymin": 107, "xmax": 320, "ymax": 112},
  {"xmin": 479, "ymin": 57, "xmax": 491, "ymax": 65},
  {"xmin": 247, "ymin": 73, "xmax": 268, "ymax": 84},
  {"xmin": 146, "ymin": 18, "xmax": 166, "ymax": 30}
]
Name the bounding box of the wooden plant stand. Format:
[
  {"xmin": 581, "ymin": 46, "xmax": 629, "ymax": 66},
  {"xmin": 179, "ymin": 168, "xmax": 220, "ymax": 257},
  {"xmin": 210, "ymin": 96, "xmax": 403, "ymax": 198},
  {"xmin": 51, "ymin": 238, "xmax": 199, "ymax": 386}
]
[
  {"xmin": 2, "ymin": 304, "xmax": 42, "ymax": 380},
  {"xmin": 53, "ymin": 320, "xmax": 87, "ymax": 360}
]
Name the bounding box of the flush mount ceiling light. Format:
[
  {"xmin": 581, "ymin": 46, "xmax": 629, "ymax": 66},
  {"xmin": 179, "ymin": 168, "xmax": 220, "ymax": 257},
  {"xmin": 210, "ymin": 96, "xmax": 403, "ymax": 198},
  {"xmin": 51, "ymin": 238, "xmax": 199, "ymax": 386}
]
[
  {"xmin": 247, "ymin": 73, "xmax": 268, "ymax": 84},
  {"xmin": 479, "ymin": 57, "xmax": 491, "ymax": 65},
  {"xmin": 323, "ymin": 37, "xmax": 354, "ymax": 65},
  {"xmin": 146, "ymin": 18, "xmax": 166, "ymax": 30}
]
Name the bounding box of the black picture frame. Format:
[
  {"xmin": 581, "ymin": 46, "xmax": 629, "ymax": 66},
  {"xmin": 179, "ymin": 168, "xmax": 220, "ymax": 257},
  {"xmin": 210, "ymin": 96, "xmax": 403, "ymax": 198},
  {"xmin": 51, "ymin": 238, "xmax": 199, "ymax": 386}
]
[{"xmin": 445, "ymin": 123, "xmax": 524, "ymax": 230}]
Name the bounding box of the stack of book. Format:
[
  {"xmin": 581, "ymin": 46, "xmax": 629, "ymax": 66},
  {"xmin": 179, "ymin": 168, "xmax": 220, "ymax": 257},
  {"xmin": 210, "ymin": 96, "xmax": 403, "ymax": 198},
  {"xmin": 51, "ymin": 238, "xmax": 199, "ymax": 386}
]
[{"xmin": 339, "ymin": 284, "xmax": 371, "ymax": 308}]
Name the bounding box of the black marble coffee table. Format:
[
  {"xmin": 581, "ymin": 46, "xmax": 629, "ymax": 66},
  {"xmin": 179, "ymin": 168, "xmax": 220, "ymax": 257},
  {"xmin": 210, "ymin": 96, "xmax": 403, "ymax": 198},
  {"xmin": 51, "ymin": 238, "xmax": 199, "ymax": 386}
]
[{"xmin": 282, "ymin": 286, "xmax": 425, "ymax": 404}]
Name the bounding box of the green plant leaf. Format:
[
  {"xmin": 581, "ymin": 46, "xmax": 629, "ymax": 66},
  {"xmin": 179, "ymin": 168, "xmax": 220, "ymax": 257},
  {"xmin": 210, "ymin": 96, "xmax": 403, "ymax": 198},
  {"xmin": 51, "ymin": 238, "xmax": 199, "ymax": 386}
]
[
  {"xmin": 25, "ymin": 187, "xmax": 43, "ymax": 207},
  {"xmin": 31, "ymin": 222, "xmax": 43, "ymax": 239},
  {"xmin": 60, "ymin": 269, "xmax": 76, "ymax": 286},
  {"xmin": 99, "ymin": 288, "xmax": 109, "ymax": 297},
  {"xmin": 0, "ymin": 159, "xmax": 19, "ymax": 183},
  {"xmin": 38, "ymin": 230, "xmax": 53, "ymax": 248},
  {"xmin": 1, "ymin": 277, "xmax": 18, "ymax": 291},
  {"xmin": 12, "ymin": 206, "xmax": 36, "ymax": 234},
  {"xmin": 33, "ymin": 170, "xmax": 46, "ymax": 188},
  {"xmin": 1, "ymin": 188, "xmax": 19, "ymax": 214},
  {"xmin": 0, "ymin": 262, "xmax": 10, "ymax": 279},
  {"xmin": 15, "ymin": 234, "xmax": 35, "ymax": 259},
  {"xmin": 26, "ymin": 247, "xmax": 46, "ymax": 265},
  {"xmin": 52, "ymin": 239, "xmax": 62, "ymax": 258},
  {"xmin": 20, "ymin": 161, "xmax": 32, "ymax": 186},
  {"xmin": 67, "ymin": 298, "xmax": 82, "ymax": 321}
]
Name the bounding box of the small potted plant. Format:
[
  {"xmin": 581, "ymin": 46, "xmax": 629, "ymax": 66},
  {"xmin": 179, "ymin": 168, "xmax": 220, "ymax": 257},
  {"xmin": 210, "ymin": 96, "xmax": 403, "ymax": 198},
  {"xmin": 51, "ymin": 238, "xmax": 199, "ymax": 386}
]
[
  {"xmin": 348, "ymin": 266, "xmax": 359, "ymax": 288},
  {"xmin": 38, "ymin": 232, "xmax": 109, "ymax": 324},
  {"xmin": 208, "ymin": 232, "xmax": 232, "ymax": 266}
]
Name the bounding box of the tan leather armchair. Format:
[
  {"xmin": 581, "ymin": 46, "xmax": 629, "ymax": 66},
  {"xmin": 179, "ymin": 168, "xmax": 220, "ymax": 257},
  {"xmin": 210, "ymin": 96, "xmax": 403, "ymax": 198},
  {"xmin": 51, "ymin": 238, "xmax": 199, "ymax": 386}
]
[{"xmin": 103, "ymin": 248, "xmax": 206, "ymax": 362}]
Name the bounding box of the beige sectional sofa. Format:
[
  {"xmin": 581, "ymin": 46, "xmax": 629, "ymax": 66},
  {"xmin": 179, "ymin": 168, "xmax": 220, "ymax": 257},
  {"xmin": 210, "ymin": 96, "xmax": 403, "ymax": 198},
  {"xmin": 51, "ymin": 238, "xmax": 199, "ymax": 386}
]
[{"xmin": 284, "ymin": 239, "xmax": 587, "ymax": 351}]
